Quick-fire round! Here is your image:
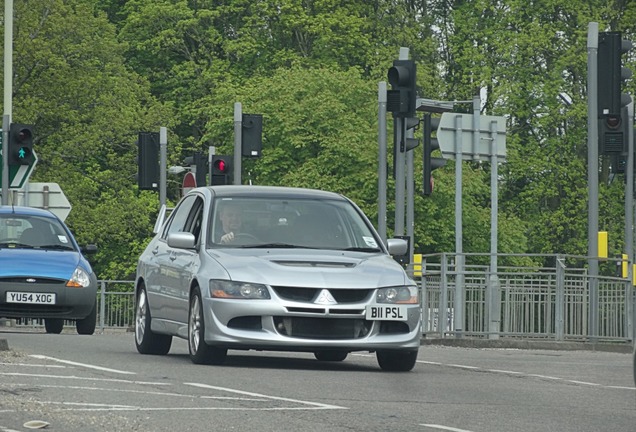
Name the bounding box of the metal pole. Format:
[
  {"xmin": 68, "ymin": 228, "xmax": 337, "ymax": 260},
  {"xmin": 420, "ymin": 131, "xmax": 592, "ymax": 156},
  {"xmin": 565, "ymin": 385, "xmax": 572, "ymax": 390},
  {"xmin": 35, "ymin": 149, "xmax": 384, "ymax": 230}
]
[
  {"xmin": 488, "ymin": 119, "xmax": 501, "ymax": 339},
  {"xmin": 159, "ymin": 127, "xmax": 167, "ymax": 208},
  {"xmin": 627, "ymin": 102, "xmax": 634, "ymax": 341},
  {"xmin": 587, "ymin": 22, "xmax": 599, "ymax": 340},
  {"xmin": 394, "ymin": 116, "xmax": 405, "ymax": 235},
  {"xmin": 2, "ymin": 0, "xmax": 14, "ymax": 205},
  {"xmin": 378, "ymin": 82, "xmax": 388, "ymax": 243},
  {"xmin": 393, "ymin": 47, "xmax": 409, "ymax": 237},
  {"xmin": 234, "ymin": 102, "xmax": 242, "ymax": 185},
  {"xmin": 208, "ymin": 145, "xmax": 215, "ymax": 186},
  {"xmin": 406, "ymin": 126, "xmax": 415, "ymax": 263},
  {"xmin": 454, "ymin": 114, "xmax": 464, "ymax": 338}
]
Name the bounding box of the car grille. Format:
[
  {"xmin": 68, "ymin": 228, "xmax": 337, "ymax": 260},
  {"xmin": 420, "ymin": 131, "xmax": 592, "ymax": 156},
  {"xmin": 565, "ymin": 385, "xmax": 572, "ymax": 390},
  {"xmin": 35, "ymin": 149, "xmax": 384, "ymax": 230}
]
[
  {"xmin": 273, "ymin": 316, "xmax": 371, "ymax": 339},
  {"xmin": 0, "ymin": 304, "xmax": 73, "ymax": 316},
  {"xmin": 271, "ymin": 286, "xmax": 373, "ymax": 303}
]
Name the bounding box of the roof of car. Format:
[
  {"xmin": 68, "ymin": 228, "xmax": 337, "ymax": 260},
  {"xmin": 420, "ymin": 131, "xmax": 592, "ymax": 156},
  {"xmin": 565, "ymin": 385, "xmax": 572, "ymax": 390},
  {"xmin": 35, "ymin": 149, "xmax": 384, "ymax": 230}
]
[
  {"xmin": 0, "ymin": 205, "xmax": 58, "ymax": 218},
  {"xmin": 192, "ymin": 185, "xmax": 348, "ymax": 201}
]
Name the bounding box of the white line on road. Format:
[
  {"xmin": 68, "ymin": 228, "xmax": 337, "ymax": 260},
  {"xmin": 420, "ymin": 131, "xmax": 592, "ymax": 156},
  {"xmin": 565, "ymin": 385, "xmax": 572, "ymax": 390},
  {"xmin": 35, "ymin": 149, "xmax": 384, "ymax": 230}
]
[
  {"xmin": 185, "ymin": 382, "xmax": 348, "ymax": 410},
  {"xmin": 417, "ymin": 360, "xmax": 635, "ymax": 390},
  {"xmin": 0, "ymin": 372, "xmax": 168, "ymax": 385},
  {"xmin": 29, "ymin": 354, "xmax": 135, "ymax": 375},
  {"xmin": 420, "ymin": 424, "xmax": 474, "ymax": 432}
]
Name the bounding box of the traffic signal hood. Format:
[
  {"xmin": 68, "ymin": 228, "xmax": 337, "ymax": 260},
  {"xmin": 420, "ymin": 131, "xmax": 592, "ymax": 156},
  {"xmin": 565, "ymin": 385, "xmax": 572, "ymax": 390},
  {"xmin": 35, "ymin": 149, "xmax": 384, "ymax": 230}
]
[{"xmin": 8, "ymin": 123, "xmax": 34, "ymax": 166}]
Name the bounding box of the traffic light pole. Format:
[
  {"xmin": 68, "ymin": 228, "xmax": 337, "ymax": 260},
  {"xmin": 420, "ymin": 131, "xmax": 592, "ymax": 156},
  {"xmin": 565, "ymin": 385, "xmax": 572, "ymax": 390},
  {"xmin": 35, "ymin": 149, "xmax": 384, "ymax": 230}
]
[
  {"xmin": 393, "ymin": 46, "xmax": 410, "ymax": 237},
  {"xmin": 625, "ymin": 101, "xmax": 634, "ymax": 341},
  {"xmin": 2, "ymin": 0, "xmax": 13, "ymax": 205},
  {"xmin": 159, "ymin": 127, "xmax": 167, "ymax": 209},
  {"xmin": 234, "ymin": 102, "xmax": 242, "ymax": 185},
  {"xmin": 587, "ymin": 22, "xmax": 600, "ymax": 340},
  {"xmin": 377, "ymin": 82, "xmax": 388, "ymax": 243}
]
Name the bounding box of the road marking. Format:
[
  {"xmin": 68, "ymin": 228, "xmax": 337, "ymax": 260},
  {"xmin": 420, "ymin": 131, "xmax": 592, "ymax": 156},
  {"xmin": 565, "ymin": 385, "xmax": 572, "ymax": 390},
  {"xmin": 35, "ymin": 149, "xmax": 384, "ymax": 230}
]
[
  {"xmin": 417, "ymin": 360, "xmax": 635, "ymax": 390},
  {"xmin": 0, "ymin": 372, "xmax": 168, "ymax": 385},
  {"xmin": 29, "ymin": 355, "xmax": 135, "ymax": 375},
  {"xmin": 185, "ymin": 382, "xmax": 347, "ymax": 410},
  {"xmin": 420, "ymin": 424, "xmax": 474, "ymax": 432},
  {"xmin": 0, "ymin": 362, "xmax": 66, "ymax": 368}
]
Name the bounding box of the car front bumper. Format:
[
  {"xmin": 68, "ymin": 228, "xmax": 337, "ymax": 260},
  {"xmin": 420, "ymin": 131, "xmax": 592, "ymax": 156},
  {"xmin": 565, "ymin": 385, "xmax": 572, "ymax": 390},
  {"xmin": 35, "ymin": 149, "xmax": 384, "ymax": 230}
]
[{"xmin": 201, "ymin": 296, "xmax": 422, "ymax": 352}]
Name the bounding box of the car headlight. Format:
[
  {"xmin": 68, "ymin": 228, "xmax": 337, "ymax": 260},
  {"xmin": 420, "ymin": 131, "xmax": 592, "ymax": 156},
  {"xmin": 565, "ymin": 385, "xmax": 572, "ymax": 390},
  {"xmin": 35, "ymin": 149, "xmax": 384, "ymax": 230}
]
[
  {"xmin": 375, "ymin": 286, "xmax": 418, "ymax": 304},
  {"xmin": 209, "ymin": 280, "xmax": 270, "ymax": 299},
  {"xmin": 66, "ymin": 267, "xmax": 91, "ymax": 288}
]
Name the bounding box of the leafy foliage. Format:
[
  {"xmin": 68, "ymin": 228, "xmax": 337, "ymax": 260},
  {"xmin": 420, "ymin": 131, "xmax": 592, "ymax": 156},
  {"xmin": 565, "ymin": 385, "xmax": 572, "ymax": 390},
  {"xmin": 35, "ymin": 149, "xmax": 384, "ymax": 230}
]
[{"xmin": 2, "ymin": 0, "xmax": 635, "ymax": 278}]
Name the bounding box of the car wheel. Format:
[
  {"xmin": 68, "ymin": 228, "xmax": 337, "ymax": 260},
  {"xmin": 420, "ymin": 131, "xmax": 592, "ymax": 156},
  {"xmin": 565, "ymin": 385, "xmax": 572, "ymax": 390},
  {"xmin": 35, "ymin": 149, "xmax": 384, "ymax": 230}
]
[
  {"xmin": 314, "ymin": 350, "xmax": 348, "ymax": 362},
  {"xmin": 44, "ymin": 318, "xmax": 64, "ymax": 334},
  {"xmin": 135, "ymin": 285, "xmax": 172, "ymax": 355},
  {"xmin": 376, "ymin": 349, "xmax": 418, "ymax": 372},
  {"xmin": 189, "ymin": 287, "xmax": 227, "ymax": 365},
  {"xmin": 76, "ymin": 300, "xmax": 97, "ymax": 335}
]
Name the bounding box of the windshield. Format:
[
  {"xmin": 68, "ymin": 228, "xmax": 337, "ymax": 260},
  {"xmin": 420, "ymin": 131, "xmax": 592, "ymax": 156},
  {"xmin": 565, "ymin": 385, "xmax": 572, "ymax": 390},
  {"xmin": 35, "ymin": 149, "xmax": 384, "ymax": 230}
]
[
  {"xmin": 208, "ymin": 196, "xmax": 382, "ymax": 251},
  {"xmin": 0, "ymin": 214, "xmax": 75, "ymax": 250}
]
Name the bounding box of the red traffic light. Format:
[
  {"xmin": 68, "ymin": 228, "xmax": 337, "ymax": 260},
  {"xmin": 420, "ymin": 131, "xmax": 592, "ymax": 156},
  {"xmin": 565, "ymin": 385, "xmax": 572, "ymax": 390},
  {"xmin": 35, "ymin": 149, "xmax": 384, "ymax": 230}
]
[{"xmin": 214, "ymin": 159, "xmax": 227, "ymax": 173}]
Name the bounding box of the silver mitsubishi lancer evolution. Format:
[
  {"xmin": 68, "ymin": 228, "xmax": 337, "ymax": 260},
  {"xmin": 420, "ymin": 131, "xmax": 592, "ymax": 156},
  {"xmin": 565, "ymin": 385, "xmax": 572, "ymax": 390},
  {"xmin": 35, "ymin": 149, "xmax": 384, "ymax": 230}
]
[{"xmin": 134, "ymin": 185, "xmax": 421, "ymax": 371}]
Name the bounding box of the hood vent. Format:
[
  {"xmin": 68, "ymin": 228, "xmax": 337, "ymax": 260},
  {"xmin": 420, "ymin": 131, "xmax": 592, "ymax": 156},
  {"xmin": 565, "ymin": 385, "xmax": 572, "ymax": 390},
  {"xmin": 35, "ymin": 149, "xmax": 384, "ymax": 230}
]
[{"xmin": 272, "ymin": 260, "xmax": 355, "ymax": 268}]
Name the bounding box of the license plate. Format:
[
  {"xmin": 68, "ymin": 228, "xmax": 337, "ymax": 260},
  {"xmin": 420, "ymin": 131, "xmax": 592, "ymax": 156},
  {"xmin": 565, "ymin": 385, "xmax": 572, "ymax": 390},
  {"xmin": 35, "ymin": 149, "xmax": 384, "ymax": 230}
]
[
  {"xmin": 6, "ymin": 291, "xmax": 56, "ymax": 305},
  {"xmin": 365, "ymin": 305, "xmax": 408, "ymax": 321}
]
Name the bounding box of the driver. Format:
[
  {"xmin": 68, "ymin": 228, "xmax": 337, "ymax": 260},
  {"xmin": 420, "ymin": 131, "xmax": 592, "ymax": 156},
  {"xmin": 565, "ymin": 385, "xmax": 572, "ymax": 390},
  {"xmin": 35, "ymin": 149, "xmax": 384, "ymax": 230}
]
[{"xmin": 218, "ymin": 203, "xmax": 243, "ymax": 244}]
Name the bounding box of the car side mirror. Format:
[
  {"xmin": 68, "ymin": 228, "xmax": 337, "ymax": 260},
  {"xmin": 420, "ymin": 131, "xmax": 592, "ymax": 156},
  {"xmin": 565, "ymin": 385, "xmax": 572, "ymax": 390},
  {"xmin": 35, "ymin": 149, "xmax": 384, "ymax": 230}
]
[
  {"xmin": 81, "ymin": 244, "xmax": 98, "ymax": 254},
  {"xmin": 167, "ymin": 232, "xmax": 196, "ymax": 249},
  {"xmin": 387, "ymin": 238, "xmax": 408, "ymax": 256}
]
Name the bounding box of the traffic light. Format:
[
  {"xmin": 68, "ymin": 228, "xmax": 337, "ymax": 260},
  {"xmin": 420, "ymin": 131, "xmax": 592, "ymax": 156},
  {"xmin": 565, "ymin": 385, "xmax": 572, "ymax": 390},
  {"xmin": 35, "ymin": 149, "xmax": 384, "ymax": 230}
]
[
  {"xmin": 8, "ymin": 123, "xmax": 34, "ymax": 166},
  {"xmin": 137, "ymin": 132, "xmax": 159, "ymax": 190},
  {"xmin": 422, "ymin": 114, "xmax": 446, "ymax": 196},
  {"xmin": 402, "ymin": 117, "xmax": 420, "ymax": 152},
  {"xmin": 193, "ymin": 151, "xmax": 207, "ymax": 187},
  {"xmin": 211, "ymin": 155, "xmax": 232, "ymax": 185},
  {"xmin": 598, "ymin": 32, "xmax": 633, "ymax": 155},
  {"xmin": 242, "ymin": 114, "xmax": 263, "ymax": 157},
  {"xmin": 387, "ymin": 60, "xmax": 416, "ymax": 117}
]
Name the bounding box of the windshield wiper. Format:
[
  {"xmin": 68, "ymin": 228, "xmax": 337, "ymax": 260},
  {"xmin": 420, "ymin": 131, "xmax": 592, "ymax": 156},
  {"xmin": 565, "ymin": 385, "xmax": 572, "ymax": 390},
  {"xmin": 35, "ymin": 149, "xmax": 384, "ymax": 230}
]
[
  {"xmin": 37, "ymin": 244, "xmax": 75, "ymax": 251},
  {"xmin": 342, "ymin": 247, "xmax": 382, "ymax": 253},
  {"xmin": 243, "ymin": 243, "xmax": 313, "ymax": 249},
  {"xmin": 0, "ymin": 242, "xmax": 33, "ymax": 249}
]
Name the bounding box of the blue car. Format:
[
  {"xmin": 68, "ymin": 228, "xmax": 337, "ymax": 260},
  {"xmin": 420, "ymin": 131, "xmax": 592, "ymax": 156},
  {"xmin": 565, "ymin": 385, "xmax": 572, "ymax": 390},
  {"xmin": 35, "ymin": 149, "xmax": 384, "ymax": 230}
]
[{"xmin": 0, "ymin": 206, "xmax": 98, "ymax": 334}]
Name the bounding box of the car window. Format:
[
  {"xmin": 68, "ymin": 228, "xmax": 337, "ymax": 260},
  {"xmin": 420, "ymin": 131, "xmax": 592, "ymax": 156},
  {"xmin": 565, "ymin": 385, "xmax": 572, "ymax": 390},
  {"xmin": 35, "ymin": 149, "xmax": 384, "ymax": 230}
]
[
  {"xmin": 162, "ymin": 195, "xmax": 198, "ymax": 239},
  {"xmin": 207, "ymin": 196, "xmax": 381, "ymax": 250},
  {"xmin": 0, "ymin": 214, "xmax": 73, "ymax": 249}
]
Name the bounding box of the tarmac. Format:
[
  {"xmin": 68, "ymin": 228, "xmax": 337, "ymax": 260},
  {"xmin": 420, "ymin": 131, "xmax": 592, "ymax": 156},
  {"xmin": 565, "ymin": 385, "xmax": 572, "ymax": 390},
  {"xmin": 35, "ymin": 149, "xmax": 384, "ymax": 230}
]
[{"xmin": 0, "ymin": 327, "xmax": 633, "ymax": 354}]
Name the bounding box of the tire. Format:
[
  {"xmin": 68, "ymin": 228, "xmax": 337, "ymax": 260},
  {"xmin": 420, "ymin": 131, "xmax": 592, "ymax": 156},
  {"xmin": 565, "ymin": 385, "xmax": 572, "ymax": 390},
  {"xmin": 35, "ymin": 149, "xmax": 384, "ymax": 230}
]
[
  {"xmin": 314, "ymin": 350, "xmax": 348, "ymax": 362},
  {"xmin": 189, "ymin": 287, "xmax": 227, "ymax": 365},
  {"xmin": 76, "ymin": 300, "xmax": 97, "ymax": 335},
  {"xmin": 44, "ymin": 318, "xmax": 64, "ymax": 334},
  {"xmin": 135, "ymin": 285, "xmax": 172, "ymax": 355},
  {"xmin": 376, "ymin": 349, "xmax": 418, "ymax": 372}
]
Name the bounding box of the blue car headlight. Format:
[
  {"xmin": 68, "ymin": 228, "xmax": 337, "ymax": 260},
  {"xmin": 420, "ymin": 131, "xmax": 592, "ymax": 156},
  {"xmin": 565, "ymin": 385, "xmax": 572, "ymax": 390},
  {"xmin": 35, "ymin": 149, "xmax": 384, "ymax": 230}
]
[
  {"xmin": 375, "ymin": 286, "xmax": 419, "ymax": 304},
  {"xmin": 209, "ymin": 280, "xmax": 270, "ymax": 299},
  {"xmin": 66, "ymin": 267, "xmax": 91, "ymax": 288}
]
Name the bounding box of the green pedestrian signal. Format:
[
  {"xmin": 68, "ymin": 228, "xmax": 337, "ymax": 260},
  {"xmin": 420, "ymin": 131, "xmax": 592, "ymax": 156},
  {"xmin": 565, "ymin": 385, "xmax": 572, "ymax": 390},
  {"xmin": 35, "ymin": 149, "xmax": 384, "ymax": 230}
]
[{"xmin": 9, "ymin": 123, "xmax": 34, "ymax": 166}]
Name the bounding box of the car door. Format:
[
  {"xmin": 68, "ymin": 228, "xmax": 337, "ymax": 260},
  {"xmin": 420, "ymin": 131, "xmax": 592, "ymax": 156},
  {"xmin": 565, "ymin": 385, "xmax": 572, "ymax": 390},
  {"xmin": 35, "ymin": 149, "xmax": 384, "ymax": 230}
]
[
  {"xmin": 150, "ymin": 195, "xmax": 198, "ymax": 323},
  {"xmin": 161, "ymin": 195, "xmax": 204, "ymax": 326}
]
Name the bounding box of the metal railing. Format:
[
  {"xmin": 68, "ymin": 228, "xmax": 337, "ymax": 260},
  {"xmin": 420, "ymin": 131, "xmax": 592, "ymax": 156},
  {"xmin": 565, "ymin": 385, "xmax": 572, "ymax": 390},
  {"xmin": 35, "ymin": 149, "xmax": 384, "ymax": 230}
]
[
  {"xmin": 416, "ymin": 253, "xmax": 636, "ymax": 342},
  {"xmin": 12, "ymin": 253, "xmax": 636, "ymax": 343}
]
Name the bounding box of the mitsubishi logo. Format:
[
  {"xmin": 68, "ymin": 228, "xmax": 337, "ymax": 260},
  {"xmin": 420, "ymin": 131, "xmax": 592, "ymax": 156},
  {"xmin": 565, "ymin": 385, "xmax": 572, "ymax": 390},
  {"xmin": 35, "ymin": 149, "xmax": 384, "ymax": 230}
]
[{"xmin": 314, "ymin": 289, "xmax": 337, "ymax": 305}]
